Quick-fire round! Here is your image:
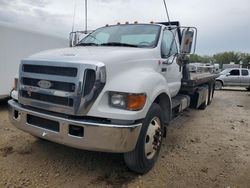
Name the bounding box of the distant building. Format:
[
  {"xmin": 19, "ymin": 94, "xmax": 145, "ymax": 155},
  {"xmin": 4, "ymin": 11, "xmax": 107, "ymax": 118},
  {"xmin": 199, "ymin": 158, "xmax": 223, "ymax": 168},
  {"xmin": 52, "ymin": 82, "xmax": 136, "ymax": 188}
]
[
  {"xmin": 222, "ymin": 62, "xmax": 240, "ymax": 70},
  {"xmin": 189, "ymin": 63, "xmax": 220, "ymax": 74}
]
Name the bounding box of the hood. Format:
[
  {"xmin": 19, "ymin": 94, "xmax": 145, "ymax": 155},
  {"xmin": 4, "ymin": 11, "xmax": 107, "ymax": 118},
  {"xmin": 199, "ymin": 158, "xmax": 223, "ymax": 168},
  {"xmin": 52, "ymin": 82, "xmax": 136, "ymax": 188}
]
[{"xmin": 27, "ymin": 46, "xmax": 158, "ymax": 66}]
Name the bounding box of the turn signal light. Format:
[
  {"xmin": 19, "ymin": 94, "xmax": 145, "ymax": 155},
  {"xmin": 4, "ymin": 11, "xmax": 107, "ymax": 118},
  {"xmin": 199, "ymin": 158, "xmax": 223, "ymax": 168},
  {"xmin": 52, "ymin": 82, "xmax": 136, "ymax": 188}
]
[
  {"xmin": 127, "ymin": 94, "xmax": 146, "ymax": 111},
  {"xmin": 13, "ymin": 78, "xmax": 18, "ymax": 91}
]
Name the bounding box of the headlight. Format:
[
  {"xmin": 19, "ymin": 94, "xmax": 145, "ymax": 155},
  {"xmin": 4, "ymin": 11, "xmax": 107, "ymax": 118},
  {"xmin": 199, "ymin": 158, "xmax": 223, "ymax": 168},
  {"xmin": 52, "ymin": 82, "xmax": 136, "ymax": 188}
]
[
  {"xmin": 109, "ymin": 92, "xmax": 146, "ymax": 111},
  {"xmin": 110, "ymin": 93, "xmax": 126, "ymax": 108}
]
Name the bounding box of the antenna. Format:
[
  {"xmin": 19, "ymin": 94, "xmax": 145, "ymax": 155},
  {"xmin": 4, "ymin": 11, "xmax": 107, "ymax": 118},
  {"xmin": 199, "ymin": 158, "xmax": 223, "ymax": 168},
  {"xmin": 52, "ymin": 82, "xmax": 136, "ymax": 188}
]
[
  {"xmin": 71, "ymin": 0, "xmax": 77, "ymax": 32},
  {"xmin": 85, "ymin": 0, "xmax": 88, "ymax": 34},
  {"xmin": 163, "ymin": 0, "xmax": 171, "ymax": 26}
]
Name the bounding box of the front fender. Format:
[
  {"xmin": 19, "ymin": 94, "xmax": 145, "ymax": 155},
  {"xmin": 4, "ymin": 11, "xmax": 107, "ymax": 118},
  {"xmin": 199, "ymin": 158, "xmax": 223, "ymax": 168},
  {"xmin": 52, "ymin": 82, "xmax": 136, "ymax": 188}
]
[{"xmin": 87, "ymin": 68, "xmax": 171, "ymax": 121}]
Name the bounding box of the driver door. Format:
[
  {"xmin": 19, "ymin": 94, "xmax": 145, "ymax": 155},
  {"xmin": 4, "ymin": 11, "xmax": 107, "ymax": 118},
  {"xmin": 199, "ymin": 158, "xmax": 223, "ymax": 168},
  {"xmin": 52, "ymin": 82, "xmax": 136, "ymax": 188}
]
[
  {"xmin": 161, "ymin": 29, "xmax": 182, "ymax": 97},
  {"xmin": 224, "ymin": 69, "xmax": 241, "ymax": 86}
]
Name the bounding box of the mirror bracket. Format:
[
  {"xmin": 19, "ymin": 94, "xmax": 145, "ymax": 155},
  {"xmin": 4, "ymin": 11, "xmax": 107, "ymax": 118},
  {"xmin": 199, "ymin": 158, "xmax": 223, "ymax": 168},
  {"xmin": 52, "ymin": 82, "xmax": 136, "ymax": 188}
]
[
  {"xmin": 69, "ymin": 32, "xmax": 79, "ymax": 47},
  {"xmin": 69, "ymin": 31, "xmax": 88, "ymax": 47},
  {"xmin": 177, "ymin": 53, "xmax": 189, "ymax": 67}
]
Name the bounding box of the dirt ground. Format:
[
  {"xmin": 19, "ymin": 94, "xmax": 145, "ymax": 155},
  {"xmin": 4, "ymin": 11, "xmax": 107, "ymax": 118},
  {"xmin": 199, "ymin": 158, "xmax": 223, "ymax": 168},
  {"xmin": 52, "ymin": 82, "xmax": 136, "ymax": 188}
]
[{"xmin": 0, "ymin": 88, "xmax": 249, "ymax": 188}]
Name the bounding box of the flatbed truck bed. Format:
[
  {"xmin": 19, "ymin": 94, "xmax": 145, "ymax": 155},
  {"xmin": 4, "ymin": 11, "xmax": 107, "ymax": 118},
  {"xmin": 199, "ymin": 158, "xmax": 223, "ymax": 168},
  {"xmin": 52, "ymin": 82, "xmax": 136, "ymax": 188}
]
[
  {"xmin": 171, "ymin": 72, "xmax": 218, "ymax": 115},
  {"xmin": 181, "ymin": 73, "xmax": 219, "ymax": 93}
]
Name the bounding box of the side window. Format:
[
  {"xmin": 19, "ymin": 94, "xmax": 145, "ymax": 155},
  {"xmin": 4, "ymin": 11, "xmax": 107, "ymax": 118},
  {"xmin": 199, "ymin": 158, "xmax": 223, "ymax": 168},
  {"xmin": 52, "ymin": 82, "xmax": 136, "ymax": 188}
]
[
  {"xmin": 242, "ymin": 70, "xmax": 249, "ymax": 76},
  {"xmin": 161, "ymin": 30, "xmax": 178, "ymax": 58},
  {"xmin": 229, "ymin": 69, "xmax": 240, "ymax": 76}
]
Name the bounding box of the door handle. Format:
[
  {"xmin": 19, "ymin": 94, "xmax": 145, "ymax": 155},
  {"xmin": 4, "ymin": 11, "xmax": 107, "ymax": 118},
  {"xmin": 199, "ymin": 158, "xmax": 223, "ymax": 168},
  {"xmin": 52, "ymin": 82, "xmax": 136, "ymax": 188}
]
[{"xmin": 161, "ymin": 68, "xmax": 167, "ymax": 72}]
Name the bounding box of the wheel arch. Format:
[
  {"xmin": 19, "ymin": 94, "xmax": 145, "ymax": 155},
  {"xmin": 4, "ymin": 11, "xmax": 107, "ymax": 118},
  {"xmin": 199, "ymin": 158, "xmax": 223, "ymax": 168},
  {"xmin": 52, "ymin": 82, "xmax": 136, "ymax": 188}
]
[
  {"xmin": 216, "ymin": 79, "xmax": 224, "ymax": 86},
  {"xmin": 152, "ymin": 92, "xmax": 172, "ymax": 125}
]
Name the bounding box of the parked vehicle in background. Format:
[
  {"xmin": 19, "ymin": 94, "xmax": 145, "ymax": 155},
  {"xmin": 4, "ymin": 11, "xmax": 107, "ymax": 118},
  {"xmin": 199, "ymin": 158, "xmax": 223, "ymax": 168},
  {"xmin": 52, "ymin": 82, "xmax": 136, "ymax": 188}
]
[
  {"xmin": 215, "ymin": 68, "xmax": 250, "ymax": 90},
  {"xmin": 0, "ymin": 23, "xmax": 67, "ymax": 100}
]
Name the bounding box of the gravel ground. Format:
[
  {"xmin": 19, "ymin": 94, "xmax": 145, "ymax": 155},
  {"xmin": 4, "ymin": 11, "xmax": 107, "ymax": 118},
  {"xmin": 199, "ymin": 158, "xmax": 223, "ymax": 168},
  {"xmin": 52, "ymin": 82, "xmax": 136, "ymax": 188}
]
[{"xmin": 0, "ymin": 88, "xmax": 249, "ymax": 188}]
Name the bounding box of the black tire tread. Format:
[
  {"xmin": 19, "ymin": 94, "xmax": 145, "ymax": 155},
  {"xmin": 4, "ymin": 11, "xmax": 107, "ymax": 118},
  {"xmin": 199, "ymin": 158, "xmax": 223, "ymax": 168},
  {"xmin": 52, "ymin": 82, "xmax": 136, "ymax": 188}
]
[
  {"xmin": 124, "ymin": 103, "xmax": 163, "ymax": 174},
  {"xmin": 198, "ymin": 86, "xmax": 209, "ymax": 110},
  {"xmin": 207, "ymin": 83, "xmax": 214, "ymax": 105}
]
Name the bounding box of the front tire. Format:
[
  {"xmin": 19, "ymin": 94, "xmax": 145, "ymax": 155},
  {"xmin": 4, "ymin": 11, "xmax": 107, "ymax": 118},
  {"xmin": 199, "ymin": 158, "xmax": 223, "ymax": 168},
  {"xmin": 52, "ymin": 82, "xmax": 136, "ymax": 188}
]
[{"xmin": 124, "ymin": 103, "xmax": 163, "ymax": 174}]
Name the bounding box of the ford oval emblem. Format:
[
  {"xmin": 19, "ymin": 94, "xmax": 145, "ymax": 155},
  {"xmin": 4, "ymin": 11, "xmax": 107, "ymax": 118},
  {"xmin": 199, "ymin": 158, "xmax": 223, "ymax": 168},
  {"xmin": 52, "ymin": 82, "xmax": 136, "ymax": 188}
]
[{"xmin": 37, "ymin": 80, "xmax": 52, "ymax": 89}]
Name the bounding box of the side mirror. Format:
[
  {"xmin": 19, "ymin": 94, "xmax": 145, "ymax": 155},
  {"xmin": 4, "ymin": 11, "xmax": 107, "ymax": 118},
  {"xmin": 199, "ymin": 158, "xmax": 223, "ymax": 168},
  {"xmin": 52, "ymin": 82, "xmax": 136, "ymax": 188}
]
[
  {"xmin": 180, "ymin": 27, "xmax": 197, "ymax": 54},
  {"xmin": 69, "ymin": 32, "xmax": 80, "ymax": 47},
  {"xmin": 226, "ymin": 73, "xmax": 230, "ymax": 76}
]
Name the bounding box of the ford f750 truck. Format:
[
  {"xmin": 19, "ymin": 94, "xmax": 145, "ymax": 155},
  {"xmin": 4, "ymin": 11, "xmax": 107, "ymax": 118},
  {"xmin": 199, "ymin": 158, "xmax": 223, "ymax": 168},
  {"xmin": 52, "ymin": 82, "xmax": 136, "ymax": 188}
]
[{"xmin": 8, "ymin": 22, "xmax": 217, "ymax": 173}]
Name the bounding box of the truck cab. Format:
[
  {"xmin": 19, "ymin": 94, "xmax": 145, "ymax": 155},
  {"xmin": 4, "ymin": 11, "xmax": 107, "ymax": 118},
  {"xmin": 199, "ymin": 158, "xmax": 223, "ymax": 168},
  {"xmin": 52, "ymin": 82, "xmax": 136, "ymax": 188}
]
[{"xmin": 8, "ymin": 22, "xmax": 216, "ymax": 173}]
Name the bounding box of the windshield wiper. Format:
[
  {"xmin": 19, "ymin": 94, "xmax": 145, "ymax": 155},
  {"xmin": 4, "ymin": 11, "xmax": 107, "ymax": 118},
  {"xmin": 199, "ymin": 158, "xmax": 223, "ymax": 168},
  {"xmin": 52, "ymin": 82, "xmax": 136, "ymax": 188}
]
[
  {"xmin": 76, "ymin": 42, "xmax": 139, "ymax": 47},
  {"xmin": 100, "ymin": 42, "xmax": 139, "ymax": 48},
  {"xmin": 76, "ymin": 43, "xmax": 100, "ymax": 46}
]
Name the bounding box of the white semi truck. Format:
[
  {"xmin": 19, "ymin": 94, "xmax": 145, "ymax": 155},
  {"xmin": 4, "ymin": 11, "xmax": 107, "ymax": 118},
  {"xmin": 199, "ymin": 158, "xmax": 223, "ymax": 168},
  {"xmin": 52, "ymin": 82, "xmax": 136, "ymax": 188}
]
[
  {"xmin": 8, "ymin": 22, "xmax": 217, "ymax": 173},
  {"xmin": 0, "ymin": 23, "xmax": 67, "ymax": 99}
]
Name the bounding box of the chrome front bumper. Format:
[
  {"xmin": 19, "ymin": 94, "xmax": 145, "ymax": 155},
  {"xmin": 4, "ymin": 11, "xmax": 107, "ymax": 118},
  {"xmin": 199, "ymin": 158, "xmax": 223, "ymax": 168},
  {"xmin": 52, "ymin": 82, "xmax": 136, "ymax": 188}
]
[{"xmin": 8, "ymin": 100, "xmax": 142, "ymax": 153}]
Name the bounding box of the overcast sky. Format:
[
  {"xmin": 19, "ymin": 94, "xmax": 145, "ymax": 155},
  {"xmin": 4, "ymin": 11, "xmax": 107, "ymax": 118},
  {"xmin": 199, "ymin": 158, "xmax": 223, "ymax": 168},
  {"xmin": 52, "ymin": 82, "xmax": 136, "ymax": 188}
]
[{"xmin": 0, "ymin": 0, "xmax": 249, "ymax": 55}]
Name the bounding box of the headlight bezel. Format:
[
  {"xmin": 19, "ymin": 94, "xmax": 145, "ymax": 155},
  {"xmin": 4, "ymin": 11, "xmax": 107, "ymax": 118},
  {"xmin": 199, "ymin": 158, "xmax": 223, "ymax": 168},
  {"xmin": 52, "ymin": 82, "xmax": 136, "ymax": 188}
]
[{"xmin": 109, "ymin": 92, "xmax": 146, "ymax": 111}]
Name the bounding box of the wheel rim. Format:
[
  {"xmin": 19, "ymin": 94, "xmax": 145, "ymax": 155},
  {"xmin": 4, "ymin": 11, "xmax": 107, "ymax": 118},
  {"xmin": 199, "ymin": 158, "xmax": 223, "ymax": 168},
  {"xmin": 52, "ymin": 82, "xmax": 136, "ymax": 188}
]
[
  {"xmin": 215, "ymin": 81, "xmax": 222, "ymax": 90},
  {"xmin": 144, "ymin": 117, "xmax": 162, "ymax": 160}
]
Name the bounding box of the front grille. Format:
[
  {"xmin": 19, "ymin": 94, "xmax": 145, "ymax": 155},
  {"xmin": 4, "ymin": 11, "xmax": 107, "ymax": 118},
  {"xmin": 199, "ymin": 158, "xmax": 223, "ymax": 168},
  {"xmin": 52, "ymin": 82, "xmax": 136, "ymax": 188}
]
[
  {"xmin": 22, "ymin": 77, "xmax": 75, "ymax": 92},
  {"xmin": 19, "ymin": 61, "xmax": 103, "ymax": 116},
  {"xmin": 83, "ymin": 69, "xmax": 96, "ymax": 96},
  {"xmin": 27, "ymin": 114, "xmax": 59, "ymax": 132},
  {"xmin": 21, "ymin": 90, "xmax": 74, "ymax": 107},
  {"xmin": 23, "ymin": 64, "xmax": 77, "ymax": 77}
]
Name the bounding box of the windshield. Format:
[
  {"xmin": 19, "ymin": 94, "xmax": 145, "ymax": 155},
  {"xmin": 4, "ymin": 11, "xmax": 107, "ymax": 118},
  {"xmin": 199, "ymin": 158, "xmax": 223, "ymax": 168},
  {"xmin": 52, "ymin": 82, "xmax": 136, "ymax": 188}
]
[
  {"xmin": 77, "ymin": 24, "xmax": 161, "ymax": 48},
  {"xmin": 220, "ymin": 69, "xmax": 228, "ymax": 74}
]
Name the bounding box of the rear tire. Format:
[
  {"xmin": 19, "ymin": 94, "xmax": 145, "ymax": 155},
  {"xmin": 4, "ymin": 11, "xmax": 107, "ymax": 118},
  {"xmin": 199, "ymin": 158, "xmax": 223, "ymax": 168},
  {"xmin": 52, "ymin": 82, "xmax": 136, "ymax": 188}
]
[
  {"xmin": 124, "ymin": 103, "xmax": 164, "ymax": 174},
  {"xmin": 207, "ymin": 83, "xmax": 214, "ymax": 105},
  {"xmin": 215, "ymin": 81, "xmax": 223, "ymax": 90},
  {"xmin": 199, "ymin": 87, "xmax": 209, "ymax": 110}
]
